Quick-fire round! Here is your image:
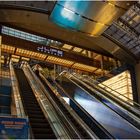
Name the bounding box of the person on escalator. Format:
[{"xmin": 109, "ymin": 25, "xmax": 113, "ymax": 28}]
[
  {"xmin": 35, "ymin": 69, "xmax": 39, "ymax": 76},
  {"xmin": 35, "ymin": 65, "xmax": 40, "ymax": 76}
]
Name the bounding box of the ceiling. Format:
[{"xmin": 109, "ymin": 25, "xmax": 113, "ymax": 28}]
[{"xmin": 0, "ymin": 1, "xmax": 139, "ymax": 64}]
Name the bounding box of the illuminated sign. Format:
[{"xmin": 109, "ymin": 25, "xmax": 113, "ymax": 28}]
[{"xmin": 37, "ymin": 46, "xmax": 63, "ymax": 57}]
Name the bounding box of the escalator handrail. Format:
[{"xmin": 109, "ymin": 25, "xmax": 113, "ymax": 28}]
[
  {"xmin": 66, "ymin": 73, "xmax": 140, "ymax": 126},
  {"xmin": 70, "ymin": 72, "xmax": 140, "ymax": 111},
  {"xmin": 69, "ymin": 72, "xmax": 140, "ymax": 119},
  {"xmin": 64, "ymin": 74, "xmax": 140, "ymax": 131},
  {"xmin": 53, "ymin": 78, "xmax": 115, "ymax": 139},
  {"xmin": 73, "ymin": 72, "xmax": 140, "ymax": 108}
]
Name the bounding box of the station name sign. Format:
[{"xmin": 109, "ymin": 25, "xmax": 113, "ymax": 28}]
[{"xmin": 37, "ymin": 46, "xmax": 63, "ymax": 57}]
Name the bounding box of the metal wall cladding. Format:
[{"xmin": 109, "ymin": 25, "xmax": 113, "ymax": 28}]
[{"xmin": 50, "ymin": 1, "xmax": 134, "ymax": 36}]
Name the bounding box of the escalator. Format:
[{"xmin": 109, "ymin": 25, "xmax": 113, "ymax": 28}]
[
  {"xmin": 47, "ymin": 78, "xmax": 114, "ymax": 139},
  {"xmin": 69, "ymin": 76, "xmax": 140, "ymax": 130},
  {"xmin": 56, "ymin": 75, "xmax": 140, "ymax": 139},
  {"xmin": 15, "ymin": 69, "xmax": 56, "ymax": 139},
  {"xmin": 37, "ymin": 75, "xmax": 93, "ymax": 139}
]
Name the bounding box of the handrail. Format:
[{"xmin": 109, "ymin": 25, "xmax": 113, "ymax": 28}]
[
  {"xmin": 64, "ymin": 73, "xmax": 140, "ymax": 122},
  {"xmin": 65, "ymin": 72, "xmax": 140, "ymax": 125},
  {"xmin": 69, "ymin": 72, "xmax": 140, "ymax": 117},
  {"xmin": 40, "ymin": 72, "xmax": 98, "ymax": 139},
  {"xmin": 73, "ymin": 73, "xmax": 140, "ymax": 108},
  {"xmin": 71, "ymin": 72, "xmax": 140, "ymax": 109}
]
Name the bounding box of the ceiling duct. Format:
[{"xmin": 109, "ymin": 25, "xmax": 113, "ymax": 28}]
[{"xmin": 49, "ymin": 1, "xmax": 135, "ymax": 37}]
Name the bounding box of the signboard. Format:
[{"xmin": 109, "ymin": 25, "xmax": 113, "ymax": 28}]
[
  {"xmin": 37, "ymin": 46, "xmax": 63, "ymax": 57},
  {"xmin": 0, "ymin": 117, "xmax": 29, "ymax": 139}
]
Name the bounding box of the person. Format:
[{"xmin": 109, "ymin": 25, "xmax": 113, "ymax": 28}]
[{"xmin": 35, "ymin": 65, "xmax": 39, "ymax": 76}]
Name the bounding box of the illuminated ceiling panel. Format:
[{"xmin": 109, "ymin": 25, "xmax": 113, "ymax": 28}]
[
  {"xmin": 12, "ymin": 55, "xmax": 20, "ymax": 59},
  {"xmin": 72, "ymin": 63, "xmax": 96, "ymax": 72},
  {"xmin": 0, "ymin": 59, "xmax": 4, "ymax": 64},
  {"xmin": 62, "ymin": 44, "xmax": 73, "ymax": 50},
  {"xmin": 11, "ymin": 58, "xmax": 19, "ymax": 63},
  {"xmin": 94, "ymin": 69, "xmax": 102, "ymax": 74},
  {"xmin": 73, "ymin": 47, "xmax": 83, "ymax": 53},
  {"xmin": 0, "ymin": 55, "xmax": 4, "ymax": 64},
  {"xmin": 16, "ymin": 48, "xmax": 46, "ymax": 60},
  {"xmin": 21, "ymin": 57, "xmax": 30, "ymax": 61},
  {"xmin": 1, "ymin": 44, "xmax": 15, "ymax": 54},
  {"xmin": 46, "ymin": 56, "xmax": 74, "ymax": 66},
  {"xmin": 94, "ymin": 55, "xmax": 101, "ymax": 60},
  {"xmin": 81, "ymin": 50, "xmax": 86, "ymax": 55},
  {"xmin": 1, "ymin": 55, "xmax": 4, "ymax": 60}
]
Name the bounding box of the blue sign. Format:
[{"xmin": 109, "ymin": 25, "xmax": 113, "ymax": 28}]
[{"xmin": 0, "ymin": 117, "xmax": 29, "ymax": 139}]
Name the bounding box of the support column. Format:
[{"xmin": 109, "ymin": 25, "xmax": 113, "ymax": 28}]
[{"xmin": 135, "ymin": 62, "xmax": 140, "ymax": 103}]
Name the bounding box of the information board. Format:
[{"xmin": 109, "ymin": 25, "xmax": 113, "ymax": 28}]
[{"xmin": 0, "ymin": 117, "xmax": 29, "ymax": 139}]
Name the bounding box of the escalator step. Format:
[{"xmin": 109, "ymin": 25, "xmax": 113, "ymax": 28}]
[
  {"xmin": 32, "ymin": 128, "xmax": 55, "ymax": 134},
  {"xmin": 29, "ymin": 118, "xmax": 48, "ymax": 123},
  {"xmin": 31, "ymin": 123, "xmax": 51, "ymax": 128},
  {"xmin": 25, "ymin": 106, "xmax": 42, "ymax": 110},
  {"xmin": 34, "ymin": 133, "xmax": 56, "ymax": 139},
  {"xmin": 28, "ymin": 114, "xmax": 45, "ymax": 118}
]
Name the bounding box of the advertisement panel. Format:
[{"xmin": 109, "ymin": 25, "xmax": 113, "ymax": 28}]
[{"xmin": 0, "ymin": 117, "xmax": 28, "ymax": 139}]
